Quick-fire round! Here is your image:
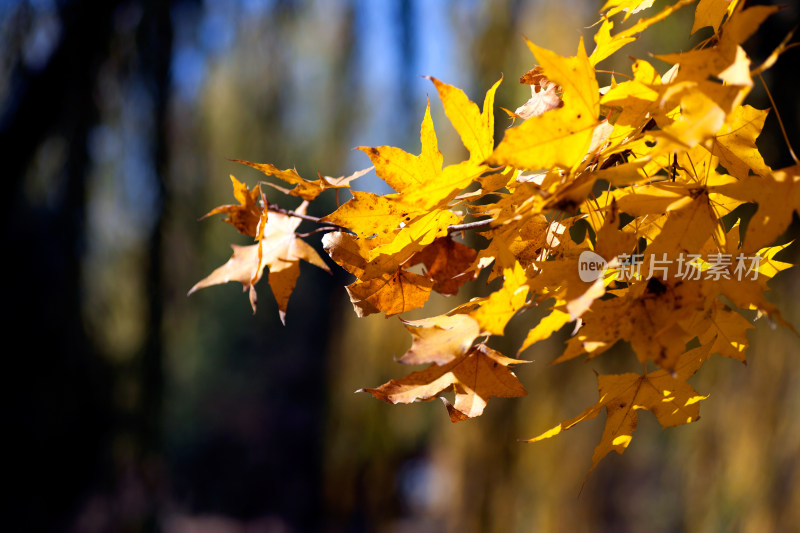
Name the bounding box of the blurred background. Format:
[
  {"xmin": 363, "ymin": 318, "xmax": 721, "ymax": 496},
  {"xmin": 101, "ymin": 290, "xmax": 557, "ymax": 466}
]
[{"xmin": 3, "ymin": 0, "xmax": 799, "ymax": 531}]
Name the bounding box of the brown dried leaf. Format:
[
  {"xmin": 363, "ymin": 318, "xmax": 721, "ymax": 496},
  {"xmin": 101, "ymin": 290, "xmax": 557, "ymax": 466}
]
[
  {"xmin": 409, "ymin": 237, "xmax": 477, "ymax": 295},
  {"xmin": 362, "ymin": 345, "xmax": 529, "ymax": 422},
  {"xmin": 398, "ymin": 314, "xmax": 481, "ymax": 365},
  {"xmin": 346, "ymin": 269, "xmax": 434, "ymax": 317},
  {"xmin": 516, "ymin": 66, "xmax": 564, "ymax": 119},
  {"xmin": 202, "ymin": 175, "xmax": 264, "ymax": 236}
]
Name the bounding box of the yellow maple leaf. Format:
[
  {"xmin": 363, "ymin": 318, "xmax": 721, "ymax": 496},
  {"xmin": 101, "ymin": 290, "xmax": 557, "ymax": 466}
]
[
  {"xmin": 232, "ymin": 159, "xmax": 370, "ymax": 201},
  {"xmin": 358, "ymin": 101, "xmax": 442, "ymax": 194},
  {"xmin": 471, "ymin": 262, "xmax": 530, "ymax": 335},
  {"xmin": 614, "ymin": 0, "xmax": 697, "ymax": 41},
  {"xmin": 589, "ymin": 17, "xmax": 639, "ymax": 66},
  {"xmin": 594, "ymin": 199, "xmax": 638, "ymax": 262},
  {"xmin": 713, "ymin": 165, "xmax": 800, "ymax": 250},
  {"xmin": 321, "ymin": 230, "xmax": 410, "ymax": 281},
  {"xmin": 558, "ymin": 279, "xmax": 706, "ymax": 371},
  {"xmin": 320, "ymin": 230, "xmax": 374, "ymax": 278},
  {"xmin": 601, "ymin": 0, "xmax": 655, "ymax": 21},
  {"xmin": 707, "ymin": 104, "xmax": 771, "ymax": 179},
  {"xmin": 645, "ymin": 192, "xmax": 721, "ymax": 257},
  {"xmin": 529, "ymin": 344, "xmax": 711, "ymax": 473},
  {"xmin": 427, "ymin": 76, "xmax": 502, "ymax": 164},
  {"xmin": 367, "ymin": 208, "xmax": 461, "ymax": 261},
  {"xmin": 724, "ymin": 5, "xmax": 781, "ymax": 45},
  {"xmin": 322, "ymin": 191, "xmax": 418, "ymax": 242},
  {"xmin": 231, "ymin": 159, "xmax": 313, "ymax": 201},
  {"xmin": 656, "ymin": 84, "xmax": 729, "ymax": 148},
  {"xmin": 488, "ymin": 39, "xmax": 598, "ymax": 171},
  {"xmin": 692, "ymin": 0, "xmax": 739, "ymax": 35},
  {"xmin": 685, "ymin": 303, "xmax": 753, "ymax": 363},
  {"xmin": 518, "ymin": 307, "xmax": 572, "ymax": 355}
]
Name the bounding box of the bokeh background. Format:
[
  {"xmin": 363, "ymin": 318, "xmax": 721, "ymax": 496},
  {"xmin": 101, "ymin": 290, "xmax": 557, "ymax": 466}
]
[{"xmin": 4, "ymin": 0, "xmax": 799, "ymax": 531}]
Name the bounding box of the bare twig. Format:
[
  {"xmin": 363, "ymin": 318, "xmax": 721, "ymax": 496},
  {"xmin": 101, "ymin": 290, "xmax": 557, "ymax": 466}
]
[
  {"xmin": 266, "ymin": 203, "xmax": 348, "ymax": 231},
  {"xmin": 758, "ymin": 72, "xmax": 799, "ymax": 165},
  {"xmin": 296, "ymin": 226, "xmax": 341, "ymax": 238},
  {"xmin": 447, "ymin": 218, "xmax": 496, "ymax": 234}
]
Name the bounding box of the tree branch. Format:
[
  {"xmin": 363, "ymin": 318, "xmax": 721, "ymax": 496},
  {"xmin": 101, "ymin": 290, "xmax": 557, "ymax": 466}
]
[
  {"xmin": 447, "ymin": 218, "xmax": 495, "ymax": 234},
  {"xmin": 266, "ymin": 203, "xmax": 348, "ymax": 231}
]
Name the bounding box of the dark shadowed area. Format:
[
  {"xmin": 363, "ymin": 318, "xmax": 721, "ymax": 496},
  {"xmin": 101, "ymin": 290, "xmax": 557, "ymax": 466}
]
[{"xmin": 3, "ymin": 0, "xmax": 799, "ymax": 531}]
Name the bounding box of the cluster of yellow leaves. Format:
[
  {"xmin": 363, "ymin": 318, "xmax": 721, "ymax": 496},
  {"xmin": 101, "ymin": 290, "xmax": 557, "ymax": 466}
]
[{"xmin": 192, "ymin": 0, "xmax": 798, "ymax": 474}]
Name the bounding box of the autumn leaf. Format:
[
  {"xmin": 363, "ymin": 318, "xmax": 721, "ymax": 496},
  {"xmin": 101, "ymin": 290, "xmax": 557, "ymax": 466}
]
[
  {"xmin": 515, "ymin": 67, "xmax": 563, "ymax": 119},
  {"xmin": 518, "ymin": 307, "xmax": 572, "ymax": 355},
  {"xmin": 656, "ymin": 85, "xmax": 729, "ymax": 147},
  {"xmin": 725, "ymin": 5, "xmax": 781, "ymax": 46},
  {"xmin": 321, "ymin": 230, "xmax": 411, "ymax": 281},
  {"xmin": 409, "ymin": 236, "xmax": 477, "ymax": 295},
  {"xmin": 471, "ymin": 262, "xmax": 530, "ymax": 335},
  {"xmin": 361, "ymin": 344, "xmax": 529, "ymax": 422},
  {"xmin": 322, "ymin": 190, "xmax": 418, "ymax": 241},
  {"xmin": 202, "ymin": 174, "xmax": 264, "ymax": 236},
  {"xmin": 707, "ymin": 105, "xmax": 771, "ymax": 179},
  {"xmin": 589, "ymin": 17, "xmax": 639, "ymax": 66},
  {"xmin": 594, "ymin": 199, "xmax": 637, "ymax": 261},
  {"xmin": 691, "ymin": 303, "xmax": 753, "ymax": 363},
  {"xmin": 346, "ymin": 269, "xmax": 433, "ymax": 317},
  {"xmin": 397, "ymin": 314, "xmax": 481, "ymax": 365},
  {"xmin": 644, "ymin": 192, "xmax": 721, "ymax": 257},
  {"xmin": 601, "ymin": 0, "xmax": 655, "ymax": 21},
  {"xmin": 488, "ymin": 39, "xmax": 598, "ymax": 170},
  {"xmin": 529, "ymin": 344, "xmax": 710, "ymax": 472},
  {"xmin": 188, "ymin": 243, "xmax": 264, "ymax": 312},
  {"xmin": 692, "ymin": 0, "xmax": 735, "ymax": 34},
  {"xmin": 194, "ymin": 0, "xmax": 798, "ymax": 481},
  {"xmin": 232, "ymin": 159, "xmax": 369, "ymax": 201},
  {"xmin": 426, "ymin": 76, "xmax": 502, "ymax": 164},
  {"xmin": 320, "ymin": 230, "xmax": 373, "ymax": 278},
  {"xmin": 231, "ymin": 159, "xmax": 317, "ymax": 201},
  {"xmin": 367, "ymin": 208, "xmax": 461, "ymax": 261},
  {"xmin": 190, "ymin": 204, "xmax": 329, "ymax": 323},
  {"xmin": 355, "ymin": 80, "xmax": 505, "ymax": 212},
  {"xmin": 713, "ymin": 165, "xmax": 800, "ymax": 250},
  {"xmin": 613, "ymin": 0, "xmax": 697, "ymax": 41},
  {"xmin": 558, "ymin": 279, "xmax": 706, "ymax": 372},
  {"xmin": 358, "ymin": 101, "xmax": 442, "ymax": 194}
]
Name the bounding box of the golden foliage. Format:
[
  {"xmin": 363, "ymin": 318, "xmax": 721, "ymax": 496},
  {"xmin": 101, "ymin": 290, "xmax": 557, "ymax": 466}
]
[{"xmin": 192, "ymin": 0, "xmax": 798, "ymax": 477}]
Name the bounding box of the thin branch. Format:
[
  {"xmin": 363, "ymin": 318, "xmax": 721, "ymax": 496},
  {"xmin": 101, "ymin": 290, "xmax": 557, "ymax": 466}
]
[
  {"xmin": 296, "ymin": 226, "xmax": 341, "ymax": 238},
  {"xmin": 447, "ymin": 218, "xmax": 495, "ymax": 234},
  {"xmin": 266, "ymin": 203, "xmax": 347, "ymax": 231},
  {"xmin": 757, "ymin": 72, "xmax": 799, "ymax": 165}
]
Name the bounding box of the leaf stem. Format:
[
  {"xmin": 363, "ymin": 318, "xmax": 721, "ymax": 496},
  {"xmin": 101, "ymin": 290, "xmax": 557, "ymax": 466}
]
[{"xmin": 758, "ymin": 72, "xmax": 799, "ymax": 165}]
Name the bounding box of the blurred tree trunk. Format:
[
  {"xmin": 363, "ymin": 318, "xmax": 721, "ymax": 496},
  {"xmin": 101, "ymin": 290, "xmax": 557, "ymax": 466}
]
[
  {"xmin": 2, "ymin": 0, "xmax": 120, "ymax": 529},
  {"xmin": 133, "ymin": 0, "xmax": 174, "ymax": 527}
]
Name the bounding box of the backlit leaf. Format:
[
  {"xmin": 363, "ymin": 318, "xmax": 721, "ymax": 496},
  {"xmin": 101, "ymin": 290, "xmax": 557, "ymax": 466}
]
[{"xmin": 362, "ymin": 344, "xmax": 529, "ymax": 422}]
